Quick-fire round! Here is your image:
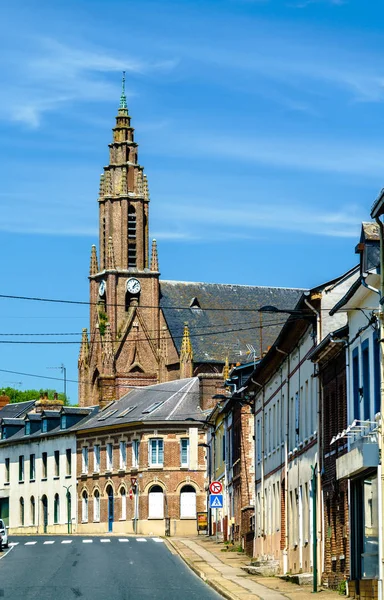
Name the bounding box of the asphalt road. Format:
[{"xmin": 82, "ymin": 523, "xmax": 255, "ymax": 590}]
[{"xmin": 0, "ymin": 535, "xmax": 222, "ymax": 600}]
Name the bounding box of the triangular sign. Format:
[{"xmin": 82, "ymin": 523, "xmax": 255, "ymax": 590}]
[{"xmin": 211, "ymin": 496, "xmax": 222, "ymax": 507}]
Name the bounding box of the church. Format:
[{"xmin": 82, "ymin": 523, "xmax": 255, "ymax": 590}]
[{"xmin": 78, "ymin": 76, "xmax": 302, "ymax": 407}]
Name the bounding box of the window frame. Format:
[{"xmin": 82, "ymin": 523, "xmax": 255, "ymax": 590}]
[
  {"xmin": 29, "ymin": 454, "xmax": 35, "ymax": 481},
  {"xmin": 19, "ymin": 455, "xmax": 24, "ymax": 482},
  {"xmin": 180, "ymin": 438, "xmax": 189, "ymax": 468},
  {"xmin": 149, "ymin": 438, "xmax": 164, "ymax": 467}
]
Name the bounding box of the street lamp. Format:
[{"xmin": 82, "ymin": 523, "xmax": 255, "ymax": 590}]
[{"xmin": 63, "ymin": 484, "xmax": 72, "ymax": 534}]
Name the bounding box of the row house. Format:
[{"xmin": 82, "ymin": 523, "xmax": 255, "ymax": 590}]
[
  {"xmin": 75, "ymin": 377, "xmax": 209, "ymax": 536},
  {"xmin": 248, "ymin": 266, "xmax": 358, "ymax": 576},
  {"xmin": 329, "ymin": 223, "xmax": 381, "ymax": 600},
  {"xmin": 0, "ymin": 398, "xmax": 96, "ymax": 534}
]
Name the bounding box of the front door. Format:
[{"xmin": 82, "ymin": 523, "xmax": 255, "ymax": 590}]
[
  {"xmin": 108, "ymin": 488, "xmax": 114, "ymax": 532},
  {"xmin": 42, "ymin": 497, "xmax": 48, "ymax": 534}
]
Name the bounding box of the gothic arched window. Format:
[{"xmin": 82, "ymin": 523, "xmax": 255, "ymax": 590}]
[{"xmin": 128, "ymin": 205, "xmax": 137, "ymax": 268}]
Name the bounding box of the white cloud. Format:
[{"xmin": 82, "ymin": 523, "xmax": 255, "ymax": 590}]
[{"xmin": 0, "ymin": 37, "xmax": 178, "ymax": 127}]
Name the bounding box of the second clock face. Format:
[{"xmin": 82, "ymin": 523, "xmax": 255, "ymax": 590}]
[
  {"xmin": 99, "ymin": 280, "xmax": 106, "ymax": 297},
  {"xmin": 126, "ymin": 278, "xmax": 141, "ymax": 295}
]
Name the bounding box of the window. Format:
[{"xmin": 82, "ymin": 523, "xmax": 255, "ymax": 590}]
[
  {"xmin": 82, "ymin": 491, "xmax": 88, "ymax": 522},
  {"xmin": 362, "ymin": 340, "xmax": 371, "ymax": 421},
  {"xmin": 132, "ymin": 440, "xmax": 140, "ymax": 468},
  {"xmin": 295, "ymin": 392, "xmax": 299, "ymax": 446},
  {"xmin": 5, "ymin": 458, "xmax": 9, "ymax": 484},
  {"xmin": 256, "ymin": 419, "xmax": 261, "ymax": 462},
  {"xmin": 97, "ymin": 409, "xmax": 118, "ymax": 422},
  {"xmin": 120, "ymin": 488, "xmax": 127, "ymax": 520},
  {"xmin": 374, "ymin": 332, "xmax": 381, "ymax": 416},
  {"xmin": 82, "ymin": 447, "xmax": 89, "ymax": 474},
  {"xmin": 25, "ymin": 421, "xmax": 31, "ymax": 436},
  {"xmin": 54, "ymin": 450, "xmax": 60, "ymax": 477},
  {"xmin": 106, "ymin": 443, "xmax": 113, "ymax": 470},
  {"xmin": 19, "ymin": 455, "xmax": 24, "ymax": 482},
  {"xmin": 117, "ymin": 406, "xmax": 137, "ymax": 418},
  {"xmin": 149, "ymin": 439, "xmax": 164, "ymax": 467},
  {"xmin": 20, "ymin": 497, "xmax": 24, "ymax": 526},
  {"xmin": 180, "ymin": 439, "xmax": 189, "ymax": 468},
  {"xmin": 30, "ymin": 454, "xmax": 35, "ymax": 481},
  {"xmin": 30, "ymin": 496, "xmax": 35, "ymax": 525},
  {"xmin": 42, "ymin": 452, "xmax": 47, "ymax": 479},
  {"xmin": 42, "ymin": 419, "xmax": 48, "ymax": 433},
  {"xmin": 352, "ymin": 348, "xmax": 360, "ymax": 421},
  {"xmin": 119, "ymin": 441, "xmax": 126, "ymax": 470},
  {"xmin": 94, "ymin": 445, "xmax": 100, "ymax": 473},
  {"xmin": 269, "ymin": 407, "xmax": 272, "ymax": 452},
  {"xmin": 148, "ymin": 485, "xmax": 164, "ymax": 519},
  {"xmin": 94, "ymin": 490, "xmax": 100, "ymax": 522},
  {"xmin": 180, "ymin": 485, "xmax": 196, "ymax": 519},
  {"xmin": 128, "ymin": 206, "xmax": 137, "ymax": 268},
  {"xmin": 54, "ymin": 493, "xmax": 60, "ymax": 524},
  {"xmin": 142, "ymin": 401, "xmax": 164, "ymax": 414},
  {"xmin": 61, "ymin": 415, "xmax": 67, "ymax": 430},
  {"xmin": 66, "ymin": 449, "xmax": 71, "ymax": 476},
  {"xmin": 222, "ymin": 435, "xmax": 226, "ymax": 462}
]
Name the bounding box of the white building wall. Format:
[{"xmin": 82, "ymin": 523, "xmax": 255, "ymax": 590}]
[{"xmin": 0, "ymin": 433, "xmax": 77, "ymax": 534}]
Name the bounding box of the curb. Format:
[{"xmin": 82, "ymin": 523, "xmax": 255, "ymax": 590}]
[{"xmin": 164, "ymin": 538, "xmax": 244, "ymax": 600}]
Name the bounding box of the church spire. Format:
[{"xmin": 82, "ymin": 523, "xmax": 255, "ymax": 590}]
[
  {"xmin": 119, "ymin": 71, "xmax": 128, "ymax": 110},
  {"xmin": 180, "ymin": 323, "xmax": 193, "ymax": 379},
  {"xmin": 90, "ymin": 245, "xmax": 99, "ymax": 276},
  {"xmin": 78, "ymin": 328, "xmax": 89, "ymax": 367},
  {"xmin": 150, "ymin": 239, "xmax": 159, "ymax": 272}
]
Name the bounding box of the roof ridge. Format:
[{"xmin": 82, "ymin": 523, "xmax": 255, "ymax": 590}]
[{"xmin": 160, "ymin": 279, "xmax": 306, "ymax": 291}]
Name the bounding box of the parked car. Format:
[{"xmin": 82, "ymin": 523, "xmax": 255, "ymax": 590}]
[{"xmin": 0, "ymin": 519, "xmax": 8, "ymax": 550}]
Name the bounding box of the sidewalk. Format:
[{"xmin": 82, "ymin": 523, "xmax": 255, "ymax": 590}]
[{"xmin": 166, "ymin": 536, "xmax": 342, "ymax": 600}]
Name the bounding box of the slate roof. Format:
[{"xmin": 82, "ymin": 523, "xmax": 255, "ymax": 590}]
[
  {"xmin": 159, "ymin": 281, "xmax": 304, "ymax": 364},
  {"xmin": 0, "ymin": 400, "xmax": 36, "ymax": 419},
  {"xmin": 77, "ymin": 378, "xmax": 204, "ymax": 432},
  {"xmin": 0, "ymin": 406, "xmax": 98, "ymax": 445}
]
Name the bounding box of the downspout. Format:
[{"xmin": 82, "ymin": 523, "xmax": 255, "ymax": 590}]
[
  {"xmin": 304, "ymin": 297, "xmax": 322, "ymax": 587},
  {"xmin": 251, "ymin": 378, "xmax": 263, "ymax": 558},
  {"xmin": 277, "ymin": 347, "xmax": 289, "ymax": 574},
  {"xmin": 261, "ymin": 384, "xmax": 265, "ymax": 554},
  {"xmin": 375, "ymin": 215, "xmax": 384, "ymax": 600}
]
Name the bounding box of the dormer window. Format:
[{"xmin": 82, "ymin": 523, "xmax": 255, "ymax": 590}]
[
  {"xmin": 61, "ymin": 415, "xmax": 67, "ymax": 430},
  {"xmin": 189, "ymin": 297, "xmax": 201, "ymax": 310},
  {"xmin": 25, "ymin": 422, "xmax": 31, "ymax": 436},
  {"xmin": 42, "ymin": 420, "xmax": 48, "ymax": 433}
]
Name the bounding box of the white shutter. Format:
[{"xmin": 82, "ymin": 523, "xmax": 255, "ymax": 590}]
[
  {"xmin": 180, "ymin": 492, "xmax": 196, "ymax": 518},
  {"xmin": 148, "ymin": 492, "xmax": 164, "ymax": 519}
]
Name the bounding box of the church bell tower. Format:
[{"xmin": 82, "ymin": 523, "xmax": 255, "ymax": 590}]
[{"xmin": 78, "ymin": 74, "xmax": 171, "ymax": 406}]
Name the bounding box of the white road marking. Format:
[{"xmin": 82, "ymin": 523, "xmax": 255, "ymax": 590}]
[
  {"xmin": 82, "ymin": 540, "xmax": 93, "ymax": 543},
  {"xmin": 44, "ymin": 541, "xmax": 55, "ymax": 544},
  {"xmin": 25, "ymin": 541, "xmax": 37, "ymax": 545},
  {"xmin": 9, "ymin": 542, "xmax": 19, "ymax": 547},
  {"xmin": 118, "ymin": 539, "xmax": 129, "ymax": 542},
  {"xmin": 136, "ymin": 538, "xmax": 147, "ymax": 542},
  {"xmin": 152, "ymin": 538, "xmax": 164, "ymax": 543},
  {"xmin": 100, "ymin": 539, "xmax": 110, "ymax": 543},
  {"xmin": 61, "ymin": 540, "xmax": 72, "ymax": 544}
]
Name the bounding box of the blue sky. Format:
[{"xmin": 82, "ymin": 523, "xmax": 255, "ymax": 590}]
[{"xmin": 1, "ymin": 0, "xmax": 384, "ymax": 403}]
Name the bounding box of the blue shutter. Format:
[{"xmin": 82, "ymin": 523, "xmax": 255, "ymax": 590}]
[
  {"xmin": 362, "ymin": 340, "xmax": 370, "ymax": 421},
  {"xmin": 373, "ymin": 331, "xmax": 380, "ymax": 416},
  {"xmin": 352, "ymin": 348, "xmax": 360, "ymax": 421}
]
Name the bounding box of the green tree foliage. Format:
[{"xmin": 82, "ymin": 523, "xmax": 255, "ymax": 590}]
[{"xmin": 0, "ymin": 388, "xmax": 69, "ymax": 406}]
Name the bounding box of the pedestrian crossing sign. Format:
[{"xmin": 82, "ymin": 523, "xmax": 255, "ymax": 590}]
[{"xmin": 209, "ymin": 494, "xmax": 223, "ymax": 508}]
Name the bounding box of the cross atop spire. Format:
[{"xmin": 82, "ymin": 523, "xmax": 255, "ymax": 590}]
[{"xmin": 119, "ymin": 71, "xmax": 127, "ymax": 110}]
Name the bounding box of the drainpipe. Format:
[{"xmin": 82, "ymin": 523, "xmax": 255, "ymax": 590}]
[
  {"xmin": 304, "ymin": 297, "xmax": 322, "ymax": 587},
  {"xmin": 311, "ymin": 463, "xmax": 318, "ymax": 593},
  {"xmin": 375, "ymin": 215, "xmax": 384, "ymax": 600},
  {"xmin": 277, "ymin": 347, "xmax": 289, "ymax": 574},
  {"xmin": 251, "ymin": 378, "xmax": 263, "ymax": 556}
]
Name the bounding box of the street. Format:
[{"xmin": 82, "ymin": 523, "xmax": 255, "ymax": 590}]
[{"xmin": 0, "ymin": 535, "xmax": 221, "ymax": 600}]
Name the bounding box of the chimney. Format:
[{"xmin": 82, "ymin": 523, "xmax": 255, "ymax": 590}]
[
  {"xmin": 0, "ymin": 393, "xmax": 10, "ymax": 410},
  {"xmin": 35, "ymin": 390, "xmax": 64, "ymax": 413}
]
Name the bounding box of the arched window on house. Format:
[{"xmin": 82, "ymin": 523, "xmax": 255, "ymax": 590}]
[
  {"xmin": 128, "ymin": 205, "xmax": 137, "ymax": 268},
  {"xmin": 54, "ymin": 493, "xmax": 60, "ymax": 524},
  {"xmin": 30, "ymin": 496, "xmax": 35, "ymax": 526},
  {"xmin": 120, "ymin": 488, "xmax": 127, "ymax": 520},
  {"xmin": 180, "ymin": 485, "xmax": 196, "ymax": 519},
  {"xmin": 148, "ymin": 485, "xmax": 164, "ymax": 519},
  {"xmin": 20, "ymin": 497, "xmax": 24, "ymax": 526},
  {"xmin": 94, "ymin": 490, "xmax": 100, "ymax": 522},
  {"xmin": 82, "ymin": 491, "xmax": 88, "ymax": 523}
]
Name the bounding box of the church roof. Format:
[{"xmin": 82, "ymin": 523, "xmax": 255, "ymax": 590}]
[{"xmin": 159, "ymin": 280, "xmax": 304, "ymax": 364}]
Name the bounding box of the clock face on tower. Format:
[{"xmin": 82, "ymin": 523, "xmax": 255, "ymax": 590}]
[
  {"xmin": 126, "ymin": 278, "xmax": 141, "ymax": 295},
  {"xmin": 98, "ymin": 280, "xmax": 106, "ymax": 297}
]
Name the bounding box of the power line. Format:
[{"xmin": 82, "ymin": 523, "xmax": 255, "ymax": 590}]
[
  {"xmin": 0, "ymin": 319, "xmax": 305, "ymax": 345},
  {"xmin": 0, "ymin": 292, "xmax": 376, "ymax": 314}
]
